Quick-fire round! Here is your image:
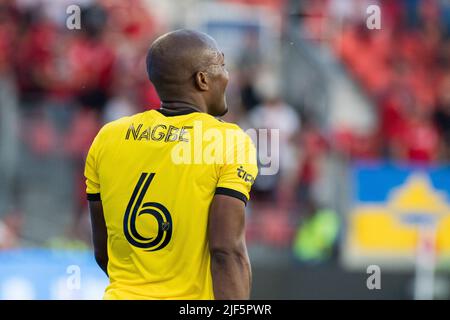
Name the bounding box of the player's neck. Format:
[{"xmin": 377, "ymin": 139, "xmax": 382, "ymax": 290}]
[{"xmin": 160, "ymin": 100, "xmax": 206, "ymax": 113}]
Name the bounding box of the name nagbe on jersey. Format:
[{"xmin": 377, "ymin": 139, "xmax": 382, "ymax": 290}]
[{"xmin": 125, "ymin": 123, "xmax": 192, "ymax": 142}]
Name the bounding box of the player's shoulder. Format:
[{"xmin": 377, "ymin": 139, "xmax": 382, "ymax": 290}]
[
  {"xmin": 197, "ymin": 113, "xmax": 247, "ymax": 135},
  {"xmin": 197, "ymin": 114, "xmax": 256, "ymax": 152}
]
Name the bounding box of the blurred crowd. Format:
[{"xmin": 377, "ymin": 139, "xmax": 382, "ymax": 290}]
[
  {"xmin": 1, "ymin": 0, "xmax": 449, "ymax": 265},
  {"xmin": 302, "ymin": 0, "xmax": 450, "ymax": 163}
]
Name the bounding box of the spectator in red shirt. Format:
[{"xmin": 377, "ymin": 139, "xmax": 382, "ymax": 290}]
[{"xmin": 393, "ymin": 103, "xmax": 439, "ymax": 164}]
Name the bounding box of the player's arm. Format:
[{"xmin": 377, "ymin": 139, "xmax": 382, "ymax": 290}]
[
  {"xmin": 209, "ymin": 129, "xmax": 258, "ymax": 300},
  {"xmin": 209, "ymin": 194, "xmax": 252, "ymax": 300},
  {"xmin": 89, "ymin": 200, "xmax": 109, "ymax": 277},
  {"xmin": 85, "ymin": 126, "xmax": 109, "ymax": 276}
]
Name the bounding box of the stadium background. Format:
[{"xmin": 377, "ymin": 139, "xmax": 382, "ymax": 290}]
[{"xmin": 1, "ymin": 0, "xmax": 450, "ymax": 299}]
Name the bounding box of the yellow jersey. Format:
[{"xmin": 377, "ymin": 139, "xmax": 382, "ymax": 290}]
[{"xmin": 84, "ymin": 108, "xmax": 258, "ymax": 300}]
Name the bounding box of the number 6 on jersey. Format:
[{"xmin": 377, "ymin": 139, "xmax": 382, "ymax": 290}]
[{"xmin": 123, "ymin": 172, "xmax": 173, "ymax": 251}]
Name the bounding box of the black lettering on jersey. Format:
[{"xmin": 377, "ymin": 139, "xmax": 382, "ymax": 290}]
[
  {"xmin": 179, "ymin": 126, "xmax": 192, "ymax": 142},
  {"xmin": 126, "ymin": 123, "xmax": 143, "ymax": 140},
  {"xmin": 165, "ymin": 125, "xmax": 179, "ymax": 142},
  {"xmin": 138, "ymin": 127, "xmax": 151, "ymax": 141},
  {"xmin": 125, "ymin": 123, "xmax": 192, "ymax": 142},
  {"xmin": 151, "ymin": 124, "xmax": 167, "ymax": 141},
  {"xmin": 237, "ymin": 166, "xmax": 255, "ymax": 184}
]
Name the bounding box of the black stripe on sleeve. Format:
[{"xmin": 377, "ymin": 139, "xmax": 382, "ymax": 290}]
[
  {"xmin": 87, "ymin": 193, "xmax": 101, "ymax": 201},
  {"xmin": 215, "ymin": 187, "xmax": 248, "ymax": 205}
]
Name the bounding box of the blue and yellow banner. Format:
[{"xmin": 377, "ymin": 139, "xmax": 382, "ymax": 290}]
[{"xmin": 345, "ymin": 163, "xmax": 450, "ymax": 266}]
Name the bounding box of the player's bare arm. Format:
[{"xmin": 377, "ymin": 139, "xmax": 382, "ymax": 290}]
[
  {"xmin": 89, "ymin": 200, "xmax": 109, "ymax": 276},
  {"xmin": 209, "ymin": 194, "xmax": 252, "ymax": 300}
]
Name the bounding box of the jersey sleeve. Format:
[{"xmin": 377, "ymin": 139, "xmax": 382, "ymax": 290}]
[
  {"xmin": 215, "ymin": 130, "xmax": 258, "ymax": 205},
  {"xmin": 85, "ymin": 132, "xmax": 102, "ymax": 201}
]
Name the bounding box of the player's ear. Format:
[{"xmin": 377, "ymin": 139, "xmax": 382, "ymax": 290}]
[{"xmin": 195, "ymin": 71, "xmax": 209, "ymax": 91}]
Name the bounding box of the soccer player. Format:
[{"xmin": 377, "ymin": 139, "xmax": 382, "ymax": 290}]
[{"xmin": 85, "ymin": 29, "xmax": 258, "ymax": 299}]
